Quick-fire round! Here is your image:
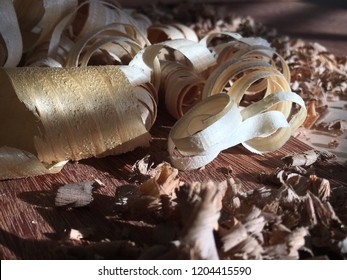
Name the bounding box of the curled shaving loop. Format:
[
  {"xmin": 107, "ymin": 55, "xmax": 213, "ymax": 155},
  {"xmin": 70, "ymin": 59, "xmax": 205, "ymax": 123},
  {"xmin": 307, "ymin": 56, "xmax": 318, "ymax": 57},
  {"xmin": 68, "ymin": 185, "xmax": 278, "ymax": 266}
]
[
  {"xmin": 200, "ymin": 32, "xmax": 290, "ymax": 82},
  {"xmin": 12, "ymin": 0, "xmax": 77, "ymax": 53},
  {"xmin": 23, "ymin": 1, "xmax": 147, "ymax": 64},
  {"xmin": 65, "ymin": 23, "xmax": 145, "ymax": 67},
  {"xmin": 0, "ymin": 0, "xmax": 23, "ymax": 67},
  {"xmin": 0, "ymin": 66, "xmax": 154, "ymax": 179},
  {"xmin": 130, "ymin": 39, "xmax": 216, "ymax": 91},
  {"xmin": 0, "ymin": 1, "xmax": 307, "ymax": 177},
  {"xmin": 148, "ymin": 23, "xmax": 198, "ymax": 44},
  {"xmin": 169, "ymin": 90, "xmax": 306, "ymax": 170},
  {"xmin": 160, "ymin": 61, "xmax": 205, "ymax": 119},
  {"xmin": 165, "ymin": 36, "xmax": 306, "ymax": 169}
]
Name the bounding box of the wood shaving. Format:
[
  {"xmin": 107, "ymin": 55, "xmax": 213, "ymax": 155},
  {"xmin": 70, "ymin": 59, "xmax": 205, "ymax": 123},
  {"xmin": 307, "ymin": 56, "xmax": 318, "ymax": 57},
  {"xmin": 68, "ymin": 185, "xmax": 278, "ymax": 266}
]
[
  {"xmin": 67, "ymin": 228, "xmax": 95, "ymax": 240},
  {"xmin": 282, "ymin": 149, "xmax": 336, "ymax": 167},
  {"xmin": 55, "ymin": 181, "xmax": 94, "ymax": 207},
  {"xmin": 303, "ymin": 100, "xmax": 320, "ymax": 129},
  {"xmin": 132, "ymin": 155, "xmax": 155, "ymax": 175},
  {"xmin": 1, "ymin": 1, "xmax": 346, "ymax": 261},
  {"xmin": 139, "ymin": 162, "xmax": 181, "ymax": 198},
  {"xmin": 328, "ymin": 139, "xmax": 340, "ymax": 149},
  {"xmin": 175, "ymin": 181, "xmax": 225, "ymax": 260},
  {"xmin": 316, "ymin": 120, "xmax": 347, "ymax": 136}
]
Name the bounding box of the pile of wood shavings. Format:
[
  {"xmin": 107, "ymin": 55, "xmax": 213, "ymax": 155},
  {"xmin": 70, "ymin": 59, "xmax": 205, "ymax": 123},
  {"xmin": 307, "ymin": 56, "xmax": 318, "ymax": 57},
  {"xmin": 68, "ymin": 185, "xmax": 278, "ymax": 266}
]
[
  {"xmin": 56, "ymin": 150, "xmax": 347, "ymax": 260},
  {"xmin": 50, "ymin": 4, "xmax": 347, "ymax": 260},
  {"xmin": 142, "ymin": 3, "xmax": 347, "ymax": 164},
  {"xmin": 2, "ymin": 2, "xmax": 344, "ymax": 260}
]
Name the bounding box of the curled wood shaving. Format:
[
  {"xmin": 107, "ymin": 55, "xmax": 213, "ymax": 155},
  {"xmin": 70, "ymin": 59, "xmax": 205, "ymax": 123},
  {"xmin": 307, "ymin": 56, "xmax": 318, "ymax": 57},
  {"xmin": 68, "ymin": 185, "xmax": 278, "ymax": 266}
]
[
  {"xmin": 148, "ymin": 23, "xmax": 198, "ymax": 44},
  {"xmin": 129, "ymin": 155, "xmax": 155, "ymax": 182},
  {"xmin": 328, "ymin": 139, "xmax": 340, "ymax": 149},
  {"xmin": 116, "ymin": 162, "xmax": 181, "ymax": 218},
  {"xmin": 303, "ymin": 100, "xmax": 320, "ymax": 129},
  {"xmin": 0, "ymin": 0, "xmax": 308, "ymax": 177},
  {"xmin": 220, "ymin": 207, "xmax": 265, "ymax": 260},
  {"xmin": 263, "ymin": 226, "xmax": 308, "ymax": 260},
  {"xmin": 0, "ymin": 0, "xmax": 23, "ymax": 67},
  {"xmin": 0, "ymin": 66, "xmax": 154, "ymax": 179},
  {"xmin": 259, "ymin": 166, "xmax": 331, "ymax": 201}
]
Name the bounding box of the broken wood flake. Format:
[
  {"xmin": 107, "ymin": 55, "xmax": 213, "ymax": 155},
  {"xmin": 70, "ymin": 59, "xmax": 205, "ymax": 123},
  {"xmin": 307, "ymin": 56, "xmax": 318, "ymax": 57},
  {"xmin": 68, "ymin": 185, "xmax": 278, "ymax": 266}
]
[
  {"xmin": 55, "ymin": 181, "xmax": 94, "ymax": 207},
  {"xmin": 315, "ymin": 120, "xmax": 347, "ymax": 136},
  {"xmin": 282, "ymin": 149, "xmax": 336, "ymax": 167},
  {"xmin": 67, "ymin": 228, "xmax": 95, "ymax": 241},
  {"xmin": 139, "ymin": 162, "xmax": 181, "ymax": 198}
]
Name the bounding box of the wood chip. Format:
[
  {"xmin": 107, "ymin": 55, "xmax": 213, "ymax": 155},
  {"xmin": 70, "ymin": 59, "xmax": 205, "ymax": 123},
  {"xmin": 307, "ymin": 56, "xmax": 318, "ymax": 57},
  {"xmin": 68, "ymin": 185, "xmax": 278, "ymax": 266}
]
[
  {"xmin": 67, "ymin": 228, "xmax": 95, "ymax": 240},
  {"xmin": 328, "ymin": 139, "xmax": 340, "ymax": 149},
  {"xmin": 282, "ymin": 149, "xmax": 336, "ymax": 167},
  {"xmin": 55, "ymin": 181, "xmax": 94, "ymax": 207}
]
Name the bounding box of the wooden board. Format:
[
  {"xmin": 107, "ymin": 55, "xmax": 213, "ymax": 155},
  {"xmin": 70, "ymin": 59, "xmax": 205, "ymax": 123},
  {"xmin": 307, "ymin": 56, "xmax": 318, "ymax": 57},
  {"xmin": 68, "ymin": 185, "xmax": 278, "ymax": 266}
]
[{"xmin": 0, "ymin": 110, "xmax": 346, "ymax": 259}]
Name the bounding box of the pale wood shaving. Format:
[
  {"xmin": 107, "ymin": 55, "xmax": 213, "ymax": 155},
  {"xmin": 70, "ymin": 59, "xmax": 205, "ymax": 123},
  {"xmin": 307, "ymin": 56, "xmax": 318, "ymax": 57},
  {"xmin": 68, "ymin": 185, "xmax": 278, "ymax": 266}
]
[{"xmin": 55, "ymin": 181, "xmax": 94, "ymax": 207}]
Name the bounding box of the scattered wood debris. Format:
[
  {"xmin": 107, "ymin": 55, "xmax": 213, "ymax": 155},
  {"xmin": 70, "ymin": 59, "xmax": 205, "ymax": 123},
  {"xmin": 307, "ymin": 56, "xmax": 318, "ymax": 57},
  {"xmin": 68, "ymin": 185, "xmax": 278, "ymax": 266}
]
[
  {"xmin": 6, "ymin": 2, "xmax": 346, "ymax": 260},
  {"xmin": 281, "ymin": 149, "xmax": 336, "ymax": 167},
  {"xmin": 316, "ymin": 120, "xmax": 347, "ymax": 136},
  {"xmin": 60, "ymin": 3, "xmax": 346, "ymax": 260},
  {"xmin": 175, "ymin": 181, "xmax": 225, "ymax": 260},
  {"xmin": 139, "ymin": 162, "xmax": 181, "ymax": 198},
  {"xmin": 66, "ymin": 228, "xmax": 95, "ymax": 241},
  {"xmin": 129, "ymin": 155, "xmax": 156, "ymax": 183},
  {"xmin": 52, "ymin": 157, "xmax": 346, "ymax": 260}
]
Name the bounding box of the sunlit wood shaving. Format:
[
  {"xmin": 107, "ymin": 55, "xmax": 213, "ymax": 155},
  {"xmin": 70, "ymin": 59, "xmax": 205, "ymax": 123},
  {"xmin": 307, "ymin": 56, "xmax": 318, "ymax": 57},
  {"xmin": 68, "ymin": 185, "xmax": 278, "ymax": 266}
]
[
  {"xmin": 13, "ymin": 0, "xmax": 77, "ymax": 52},
  {"xmin": 0, "ymin": 66, "xmax": 154, "ymax": 179},
  {"xmin": 0, "ymin": 1, "xmax": 308, "ymax": 177},
  {"xmin": 139, "ymin": 162, "xmax": 180, "ymax": 198},
  {"xmin": 67, "ymin": 228, "xmax": 95, "ymax": 240},
  {"xmin": 168, "ymin": 89, "xmax": 306, "ymax": 170},
  {"xmin": 0, "ymin": 0, "xmax": 23, "ymax": 67}
]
